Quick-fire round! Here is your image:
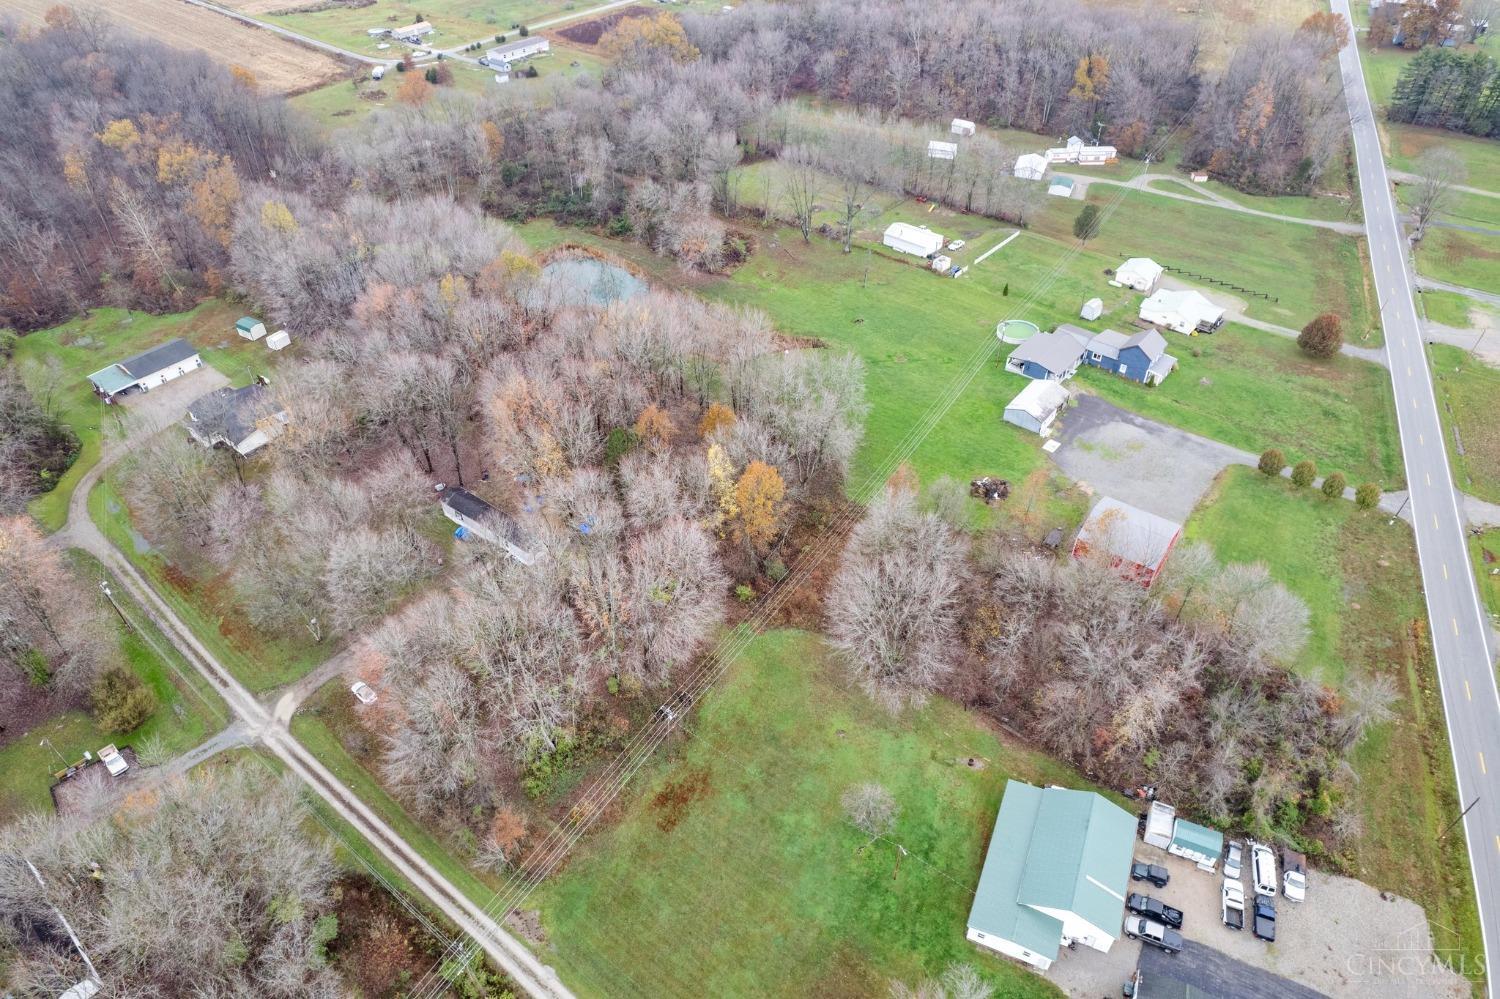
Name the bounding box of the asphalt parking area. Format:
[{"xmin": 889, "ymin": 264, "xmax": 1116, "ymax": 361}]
[
  {"xmin": 1139, "ymin": 939, "xmax": 1321, "ymax": 999},
  {"xmin": 1048, "ymin": 394, "xmax": 1253, "ymax": 522}
]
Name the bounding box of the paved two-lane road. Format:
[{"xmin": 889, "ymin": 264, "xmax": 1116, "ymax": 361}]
[{"xmin": 1334, "ymin": 1, "xmax": 1500, "ymax": 990}]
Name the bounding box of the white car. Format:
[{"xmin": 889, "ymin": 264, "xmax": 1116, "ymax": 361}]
[
  {"xmin": 1223, "ymin": 840, "xmax": 1243, "ymax": 881},
  {"xmin": 947, "ymin": 239, "xmax": 966, "ymax": 251},
  {"xmin": 98, "ymin": 744, "xmax": 128, "ymax": 777},
  {"xmin": 1250, "ymin": 841, "xmax": 1277, "ymax": 896},
  {"xmin": 350, "ymin": 681, "xmax": 378, "ymax": 705}
]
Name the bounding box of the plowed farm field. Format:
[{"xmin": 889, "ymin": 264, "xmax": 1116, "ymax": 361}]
[{"xmin": 0, "ymin": 0, "xmax": 347, "ymax": 93}]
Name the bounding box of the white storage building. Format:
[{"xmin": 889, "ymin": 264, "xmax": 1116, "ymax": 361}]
[
  {"xmin": 928, "ymin": 139, "xmax": 958, "ymax": 160},
  {"xmin": 882, "ymin": 222, "xmax": 944, "ymax": 258},
  {"xmin": 1080, "ymin": 297, "xmax": 1104, "ymax": 321},
  {"xmin": 1003, "ymin": 380, "xmax": 1069, "ymax": 436},
  {"xmin": 1113, "ymin": 257, "xmax": 1163, "ymax": 293},
  {"xmin": 1139, "ymin": 288, "xmax": 1226, "ymax": 335},
  {"xmin": 87, "ymin": 338, "xmax": 204, "ymax": 403},
  {"xmin": 950, "ymin": 118, "xmax": 976, "ymax": 136},
  {"xmin": 1013, "ymin": 153, "xmax": 1048, "ymax": 181}
]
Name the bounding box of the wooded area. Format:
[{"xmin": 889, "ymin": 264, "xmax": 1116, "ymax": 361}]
[{"xmin": 1388, "ymin": 48, "xmax": 1500, "ymax": 138}]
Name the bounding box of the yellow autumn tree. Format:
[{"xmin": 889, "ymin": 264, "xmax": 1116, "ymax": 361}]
[
  {"xmin": 261, "ymin": 200, "xmax": 298, "ymax": 234},
  {"xmin": 697, "ymin": 402, "xmax": 736, "ymax": 439},
  {"xmin": 229, "ymin": 65, "xmax": 259, "ymax": 92},
  {"xmin": 397, "ymin": 74, "xmax": 434, "ymax": 106},
  {"xmin": 156, "ymin": 138, "xmax": 209, "ymax": 186},
  {"xmin": 635, "ymin": 404, "xmax": 675, "ymax": 453},
  {"xmin": 706, "ymin": 444, "xmax": 738, "ymax": 531},
  {"xmin": 1069, "ymin": 53, "xmax": 1109, "ymax": 102},
  {"xmin": 190, "ymin": 156, "xmax": 241, "ymax": 248},
  {"xmin": 438, "ymin": 273, "xmax": 470, "ymax": 308},
  {"xmin": 599, "ymin": 12, "xmax": 699, "ymax": 69},
  {"xmin": 481, "ymin": 120, "xmax": 505, "ymax": 161},
  {"xmin": 732, "ymin": 461, "xmax": 785, "ymax": 554},
  {"xmin": 62, "ymin": 149, "xmax": 89, "ymax": 191},
  {"xmin": 96, "ymin": 118, "xmax": 140, "ymax": 152}
]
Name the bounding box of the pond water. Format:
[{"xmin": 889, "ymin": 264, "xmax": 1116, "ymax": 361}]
[{"xmin": 531, "ymin": 258, "xmax": 645, "ymax": 308}]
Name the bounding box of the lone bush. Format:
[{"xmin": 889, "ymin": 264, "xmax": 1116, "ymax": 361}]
[
  {"xmin": 1291, "ymin": 460, "xmax": 1318, "ymax": 488},
  {"xmin": 1321, "ymin": 471, "xmax": 1347, "ymax": 499},
  {"xmin": 1355, "ymin": 482, "xmax": 1381, "ymax": 509},
  {"xmin": 91, "ymin": 667, "xmax": 157, "ymax": 733},
  {"xmin": 1298, "ymin": 312, "xmax": 1343, "ymax": 359},
  {"xmin": 1258, "ymin": 448, "xmax": 1286, "ymax": 477}
]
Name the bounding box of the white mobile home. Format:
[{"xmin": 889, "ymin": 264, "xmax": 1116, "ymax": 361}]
[
  {"xmin": 882, "ymin": 222, "xmax": 944, "ymax": 258},
  {"xmin": 1139, "ymin": 288, "xmax": 1225, "ymax": 335},
  {"xmin": 390, "ymin": 20, "xmax": 433, "ymax": 42},
  {"xmin": 441, "ymin": 488, "xmax": 535, "ymax": 564},
  {"xmin": 488, "ymin": 37, "xmax": 550, "ymax": 64}
]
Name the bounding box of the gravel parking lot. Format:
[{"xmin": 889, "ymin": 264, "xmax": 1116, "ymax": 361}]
[{"xmin": 1044, "ymin": 842, "xmax": 1470, "ymax": 998}]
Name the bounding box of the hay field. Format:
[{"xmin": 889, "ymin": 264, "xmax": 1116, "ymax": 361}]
[{"xmin": 0, "ymin": 0, "xmax": 347, "ymax": 93}]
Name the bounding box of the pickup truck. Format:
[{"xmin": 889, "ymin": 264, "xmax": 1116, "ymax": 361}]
[
  {"xmin": 1127, "ymin": 893, "xmax": 1184, "ymax": 930},
  {"xmin": 1221, "ymin": 880, "xmax": 1245, "ymax": 931},
  {"xmin": 1123, "ymin": 915, "xmax": 1184, "ymax": 955},
  {"xmin": 1252, "ymin": 892, "xmax": 1277, "ymax": 942},
  {"xmin": 1281, "ymin": 848, "xmax": 1308, "ymax": 902}
]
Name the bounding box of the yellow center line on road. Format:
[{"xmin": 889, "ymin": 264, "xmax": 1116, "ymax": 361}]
[
  {"xmin": 1435, "ymin": 513, "xmax": 1441, "ymax": 529},
  {"xmin": 1495, "ymin": 835, "xmax": 1499, "ymax": 854},
  {"xmin": 1420, "ymin": 433, "xmax": 1425, "ymax": 445},
  {"xmin": 1466, "ymin": 679, "xmax": 1473, "ymax": 700},
  {"xmin": 1481, "ymin": 752, "xmax": 1488, "ymax": 775},
  {"xmin": 1443, "ymin": 563, "xmax": 1449, "ymax": 579},
  {"xmin": 1452, "ymin": 617, "xmax": 1460, "ymax": 636}
]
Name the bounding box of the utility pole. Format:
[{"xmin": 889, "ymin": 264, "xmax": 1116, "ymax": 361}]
[
  {"xmin": 98, "ymin": 579, "xmax": 131, "ymax": 632},
  {"xmin": 1440, "ymin": 796, "xmax": 1481, "ymax": 841}
]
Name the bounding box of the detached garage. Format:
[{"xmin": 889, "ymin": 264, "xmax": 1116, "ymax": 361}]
[
  {"xmin": 1003, "ymin": 380, "xmax": 1069, "ymax": 436},
  {"xmin": 882, "ymin": 222, "xmax": 945, "ymax": 258},
  {"xmin": 87, "ymin": 338, "xmax": 203, "ymax": 403}
]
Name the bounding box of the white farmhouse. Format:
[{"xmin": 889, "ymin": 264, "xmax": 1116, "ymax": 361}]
[
  {"xmin": 966, "ymin": 781, "xmax": 1136, "ymax": 971},
  {"xmin": 882, "ymin": 222, "xmax": 944, "ymax": 258},
  {"xmin": 87, "ymin": 338, "xmax": 204, "ymax": 403},
  {"xmin": 950, "ymin": 118, "xmax": 976, "ymax": 137},
  {"xmin": 1013, "ymin": 153, "xmax": 1048, "ymax": 181},
  {"xmin": 927, "ymin": 139, "xmax": 958, "ymax": 160},
  {"xmin": 1140, "ymin": 288, "xmax": 1226, "ymax": 335},
  {"xmin": 1113, "ymin": 257, "xmax": 1163, "ymax": 292}
]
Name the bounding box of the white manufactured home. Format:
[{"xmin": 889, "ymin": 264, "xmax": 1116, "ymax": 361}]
[{"xmin": 882, "ymin": 222, "xmax": 944, "ymax": 258}]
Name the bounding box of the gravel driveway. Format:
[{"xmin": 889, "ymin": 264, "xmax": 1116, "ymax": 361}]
[{"xmin": 1048, "ymin": 394, "xmax": 1255, "ymax": 523}]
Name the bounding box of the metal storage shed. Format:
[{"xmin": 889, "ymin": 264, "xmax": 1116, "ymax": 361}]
[{"xmin": 1168, "ymin": 818, "xmax": 1223, "ymax": 870}]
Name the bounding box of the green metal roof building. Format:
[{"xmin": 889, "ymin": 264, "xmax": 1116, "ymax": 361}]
[
  {"xmin": 966, "ymin": 780, "xmax": 1136, "ymax": 971},
  {"xmin": 1167, "ymin": 817, "xmax": 1223, "ymax": 869}
]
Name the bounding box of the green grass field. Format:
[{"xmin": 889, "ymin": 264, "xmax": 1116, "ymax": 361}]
[
  {"xmin": 1421, "ymin": 289, "xmax": 1482, "ymax": 328},
  {"xmin": 1414, "ymin": 227, "xmax": 1500, "ymax": 296},
  {"xmin": 263, "ymin": 0, "xmax": 569, "ymax": 56},
  {"xmin": 11, "ymin": 301, "xmax": 271, "ymax": 531},
  {"xmin": 1182, "ymin": 469, "xmax": 1483, "ymax": 982},
  {"xmin": 1472, "ymin": 531, "xmax": 1500, "ymax": 620},
  {"xmin": 0, "ymin": 550, "xmax": 227, "ymax": 822},
  {"xmin": 1428, "ymin": 344, "xmax": 1500, "ymax": 503},
  {"xmin": 534, "ymin": 630, "xmax": 1094, "ymax": 998},
  {"xmin": 89, "ymin": 475, "xmax": 328, "ymax": 692}
]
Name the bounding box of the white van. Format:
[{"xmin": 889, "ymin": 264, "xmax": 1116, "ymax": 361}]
[{"xmin": 1250, "ymin": 841, "xmax": 1277, "ymax": 896}]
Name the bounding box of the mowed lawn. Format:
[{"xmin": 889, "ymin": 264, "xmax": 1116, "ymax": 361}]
[
  {"xmin": 1182, "ymin": 469, "xmax": 1483, "ymax": 980},
  {"xmin": 1472, "ymin": 531, "xmax": 1500, "ymax": 619},
  {"xmin": 11, "ymin": 301, "xmax": 269, "ymax": 531},
  {"xmin": 1414, "ymin": 226, "xmax": 1500, "ymax": 296},
  {"xmin": 1075, "ymin": 323, "xmax": 1402, "ymax": 485},
  {"xmin": 534, "ymin": 630, "xmax": 1090, "ymax": 999},
  {"xmin": 0, "ymin": 550, "xmax": 226, "ymax": 822},
  {"xmin": 1428, "ymin": 344, "xmax": 1500, "ymax": 503},
  {"xmin": 1421, "ymin": 289, "xmax": 1484, "ymax": 328}
]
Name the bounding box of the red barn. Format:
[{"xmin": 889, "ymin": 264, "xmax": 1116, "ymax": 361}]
[{"xmin": 1071, "ymin": 497, "xmax": 1182, "ymax": 588}]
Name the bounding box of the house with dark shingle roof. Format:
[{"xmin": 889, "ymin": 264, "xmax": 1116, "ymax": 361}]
[
  {"xmin": 1082, "ymin": 328, "xmax": 1178, "ymax": 386},
  {"xmin": 87, "ymin": 338, "xmax": 203, "ymax": 403},
  {"xmin": 967, "ymin": 780, "xmax": 1136, "ymax": 971},
  {"xmin": 184, "ymin": 383, "xmax": 288, "ymax": 457},
  {"xmin": 441, "ymin": 487, "xmax": 535, "ymax": 565}
]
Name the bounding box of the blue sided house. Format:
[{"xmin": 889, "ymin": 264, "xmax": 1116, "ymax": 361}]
[
  {"xmin": 966, "ymin": 780, "xmax": 1136, "ymax": 971},
  {"xmin": 1007, "ymin": 325, "xmax": 1176, "ymax": 387}
]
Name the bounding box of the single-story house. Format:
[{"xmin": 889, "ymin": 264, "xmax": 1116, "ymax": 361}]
[
  {"xmin": 1080, "ymin": 297, "xmax": 1104, "ymax": 321},
  {"xmin": 1047, "ymin": 176, "xmax": 1075, "ymax": 198},
  {"xmin": 183, "ymin": 383, "xmax": 288, "ymax": 457},
  {"xmin": 1167, "ymin": 817, "xmax": 1223, "ymax": 871},
  {"xmin": 1013, "ymin": 153, "xmax": 1048, "ymax": 181},
  {"xmin": 390, "ymin": 20, "xmax": 433, "ymax": 41},
  {"xmin": 950, "ymin": 118, "xmax": 976, "ymax": 137},
  {"xmin": 928, "ymin": 139, "xmax": 958, "ymax": 160},
  {"xmin": 1081, "ymin": 327, "xmax": 1178, "ymax": 386},
  {"xmin": 1044, "ymin": 138, "xmax": 1118, "ymax": 165},
  {"xmin": 1005, "ymin": 331, "xmax": 1087, "ymax": 382},
  {"xmin": 488, "ymin": 37, "xmax": 549, "ymax": 64},
  {"xmin": 966, "ymin": 780, "xmax": 1136, "ymax": 971},
  {"xmin": 1072, "ymin": 496, "xmax": 1183, "ymax": 588},
  {"xmin": 1113, "ymin": 257, "xmax": 1163, "ymax": 293},
  {"xmin": 1003, "ymin": 380, "xmax": 1069, "ymax": 436},
  {"xmin": 235, "ymin": 316, "xmax": 267, "ymax": 341},
  {"xmin": 882, "ymin": 222, "xmax": 944, "ymax": 258},
  {"xmin": 1139, "ymin": 288, "xmax": 1225, "ymax": 335},
  {"xmin": 441, "ymin": 488, "xmax": 535, "ymax": 564},
  {"xmin": 87, "ymin": 338, "xmax": 203, "ymax": 403}
]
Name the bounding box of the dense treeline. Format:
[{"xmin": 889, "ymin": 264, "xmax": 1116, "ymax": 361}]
[
  {"xmin": 1389, "ymin": 47, "xmax": 1500, "ymax": 138},
  {"xmin": 0, "ymin": 8, "xmax": 312, "ymax": 330},
  {"xmin": 0, "ymin": 364, "xmax": 77, "ymax": 513}
]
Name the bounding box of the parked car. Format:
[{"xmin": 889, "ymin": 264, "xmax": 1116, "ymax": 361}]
[
  {"xmin": 947, "ymin": 239, "xmax": 966, "ymax": 251},
  {"xmin": 1252, "ymin": 893, "xmax": 1277, "ymax": 942},
  {"xmin": 350, "ymin": 681, "xmax": 378, "ymax": 705},
  {"xmin": 1130, "ymin": 861, "xmax": 1170, "ymax": 888},
  {"xmin": 1281, "ymin": 848, "xmax": 1308, "ymax": 902},
  {"xmin": 1250, "ymin": 841, "xmax": 1277, "ymax": 896},
  {"xmin": 1127, "ymin": 893, "xmax": 1184, "ymax": 930},
  {"xmin": 1221, "ymin": 880, "xmax": 1245, "ymax": 931},
  {"xmin": 1223, "ymin": 840, "xmax": 1243, "ymax": 881},
  {"xmin": 1123, "ymin": 915, "xmax": 1183, "ymax": 955}
]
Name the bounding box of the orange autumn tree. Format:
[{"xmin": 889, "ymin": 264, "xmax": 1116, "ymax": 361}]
[
  {"xmin": 634, "ymin": 403, "xmax": 675, "ymax": 453},
  {"xmin": 732, "ymin": 460, "xmax": 785, "ymax": 554},
  {"xmin": 698, "ymin": 402, "xmax": 736, "ymax": 438}
]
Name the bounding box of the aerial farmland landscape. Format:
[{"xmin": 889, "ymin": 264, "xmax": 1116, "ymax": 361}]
[{"xmin": 0, "ymin": 0, "xmax": 1498, "ymax": 997}]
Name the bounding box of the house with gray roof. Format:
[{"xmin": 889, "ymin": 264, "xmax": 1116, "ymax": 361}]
[
  {"xmin": 87, "ymin": 338, "xmax": 203, "ymax": 403},
  {"xmin": 1082, "ymin": 327, "xmax": 1177, "ymax": 386},
  {"xmin": 1072, "ymin": 495, "xmax": 1183, "ymax": 588},
  {"xmin": 441, "ymin": 487, "xmax": 535, "ymax": 565},
  {"xmin": 184, "ymin": 383, "xmax": 287, "ymax": 457},
  {"xmin": 967, "ymin": 780, "xmax": 1136, "ymax": 971},
  {"xmin": 1004, "ymin": 332, "xmax": 1087, "ymax": 382}
]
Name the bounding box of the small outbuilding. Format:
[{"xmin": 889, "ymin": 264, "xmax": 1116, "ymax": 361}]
[
  {"xmin": 927, "ymin": 139, "xmax": 958, "ymax": 160},
  {"xmin": 882, "ymin": 222, "xmax": 945, "ymax": 258},
  {"xmin": 930, "ymin": 254, "xmax": 952, "ymax": 273},
  {"xmin": 1047, "ymin": 176, "xmax": 1075, "ymax": 198},
  {"xmin": 1139, "ymin": 288, "xmax": 1226, "ymax": 335},
  {"xmin": 1168, "ymin": 817, "xmax": 1224, "ymax": 871},
  {"xmin": 1072, "ymin": 496, "xmax": 1183, "ymax": 588},
  {"xmin": 1113, "ymin": 257, "xmax": 1164, "ymax": 293},
  {"xmin": 1003, "ymin": 380, "xmax": 1069, "ymax": 436},
  {"xmin": 966, "ymin": 780, "xmax": 1136, "ymax": 971},
  {"xmin": 441, "ymin": 487, "xmax": 535, "ymax": 565},
  {"xmin": 87, "ymin": 338, "xmax": 203, "ymax": 403},
  {"xmin": 1142, "ymin": 801, "xmax": 1175, "ymax": 849},
  {"xmin": 265, "ymin": 330, "xmax": 292, "ymax": 351},
  {"xmin": 1080, "ymin": 297, "xmax": 1104, "ymax": 321},
  {"xmin": 372, "ymin": 65, "xmax": 386, "ymax": 81},
  {"xmin": 184, "ymin": 383, "xmax": 288, "ymax": 457},
  {"xmin": 235, "ymin": 317, "xmax": 267, "ymax": 341},
  {"xmin": 950, "ymin": 118, "xmax": 976, "ymax": 137},
  {"xmin": 1013, "ymin": 153, "xmax": 1048, "ymax": 181},
  {"xmin": 1004, "ymin": 331, "xmax": 1087, "ymax": 382}
]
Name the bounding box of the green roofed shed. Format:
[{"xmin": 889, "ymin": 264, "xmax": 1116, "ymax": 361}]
[{"xmin": 1168, "ymin": 817, "xmax": 1223, "ymax": 868}]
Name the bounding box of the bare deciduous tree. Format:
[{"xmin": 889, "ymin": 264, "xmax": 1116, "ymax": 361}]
[
  {"xmin": 1410, "ymin": 147, "xmax": 1466, "ymax": 243},
  {"xmin": 841, "ymin": 782, "xmax": 898, "ymax": 845}
]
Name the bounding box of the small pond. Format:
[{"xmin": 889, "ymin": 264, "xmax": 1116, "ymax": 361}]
[{"xmin": 530, "ymin": 257, "xmax": 646, "ymax": 308}]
